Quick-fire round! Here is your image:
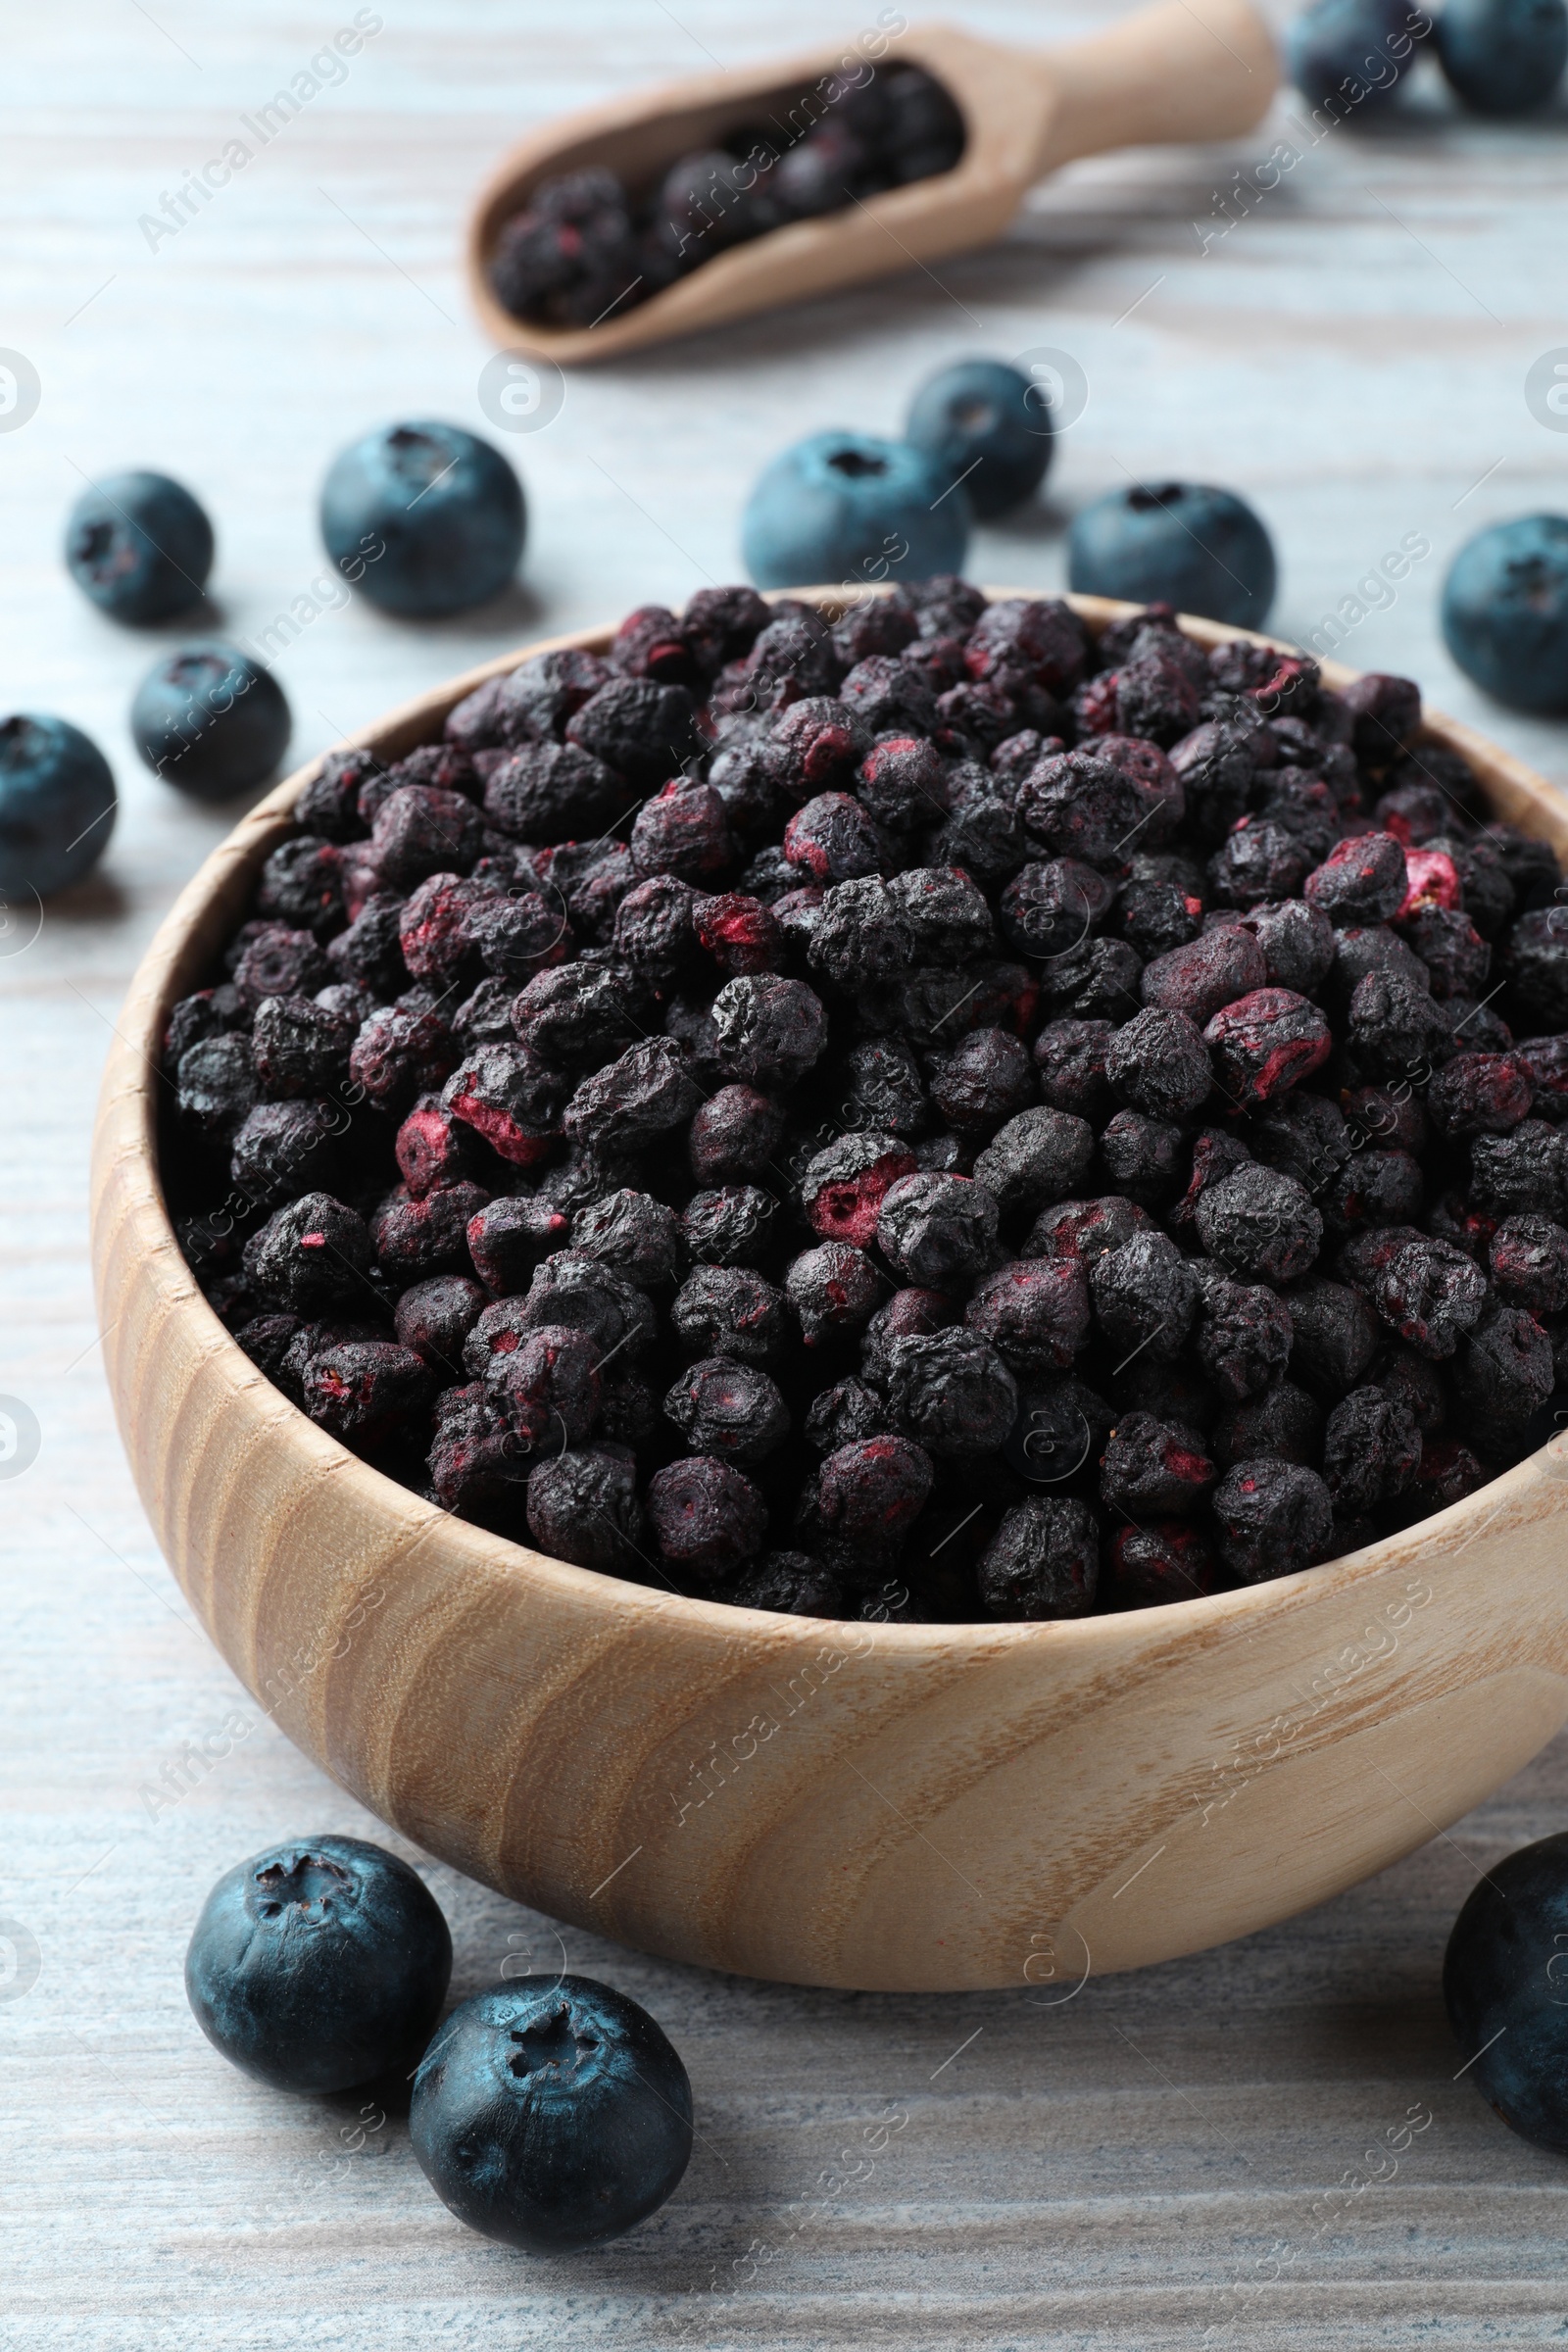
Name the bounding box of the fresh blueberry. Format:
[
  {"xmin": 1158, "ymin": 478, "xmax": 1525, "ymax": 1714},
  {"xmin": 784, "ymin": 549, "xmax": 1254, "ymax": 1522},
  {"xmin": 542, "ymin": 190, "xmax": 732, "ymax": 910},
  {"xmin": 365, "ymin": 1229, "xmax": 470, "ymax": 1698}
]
[
  {"xmin": 64, "ymin": 469, "xmax": 214, "ymax": 624},
  {"xmin": 131, "ymin": 640, "xmax": 291, "ymax": 798},
  {"xmin": 1445, "ymin": 1830, "xmax": 1568, "ymax": 2150},
  {"xmin": 184, "ymin": 1835, "xmax": 452, "ymax": 2093},
  {"xmin": 320, "ymin": 421, "xmax": 526, "ymax": 618},
  {"xmin": 1442, "ymin": 514, "xmax": 1568, "ymax": 712},
  {"xmin": 904, "ymin": 358, "xmax": 1052, "ymax": 520},
  {"xmin": 1068, "ymin": 482, "xmax": 1276, "ymax": 628},
  {"xmin": 411, "ymin": 1974, "xmax": 692, "ymax": 2251},
  {"xmin": 1436, "ymin": 0, "xmax": 1567, "ymax": 108},
  {"xmin": 741, "ymin": 430, "xmax": 969, "ymax": 590},
  {"xmin": 0, "ymin": 714, "xmax": 116, "ymax": 898},
  {"xmin": 1286, "ymin": 0, "xmax": 1427, "ymax": 116}
]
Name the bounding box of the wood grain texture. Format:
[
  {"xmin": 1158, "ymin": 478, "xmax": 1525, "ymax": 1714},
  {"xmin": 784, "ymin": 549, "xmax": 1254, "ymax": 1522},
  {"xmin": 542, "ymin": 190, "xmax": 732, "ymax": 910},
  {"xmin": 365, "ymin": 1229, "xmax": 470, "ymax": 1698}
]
[
  {"xmin": 89, "ymin": 590, "xmax": 1568, "ymax": 1993},
  {"xmin": 466, "ymin": 0, "xmax": 1279, "ymax": 363},
  {"xmin": 14, "ymin": 1, "xmax": 1568, "ymax": 2336}
]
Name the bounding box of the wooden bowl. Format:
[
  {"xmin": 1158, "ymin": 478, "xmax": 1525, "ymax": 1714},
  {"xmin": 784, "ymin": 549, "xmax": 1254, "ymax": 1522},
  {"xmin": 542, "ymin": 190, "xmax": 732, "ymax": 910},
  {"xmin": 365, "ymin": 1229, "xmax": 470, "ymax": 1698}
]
[{"xmin": 91, "ymin": 591, "xmax": 1568, "ymax": 1993}]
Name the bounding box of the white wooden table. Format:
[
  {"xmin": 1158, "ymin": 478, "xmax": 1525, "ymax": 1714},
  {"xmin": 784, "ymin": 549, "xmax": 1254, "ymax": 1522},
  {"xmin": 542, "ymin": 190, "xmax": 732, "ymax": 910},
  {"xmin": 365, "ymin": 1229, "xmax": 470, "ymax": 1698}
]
[{"xmin": 8, "ymin": 3, "xmax": 1568, "ymax": 2340}]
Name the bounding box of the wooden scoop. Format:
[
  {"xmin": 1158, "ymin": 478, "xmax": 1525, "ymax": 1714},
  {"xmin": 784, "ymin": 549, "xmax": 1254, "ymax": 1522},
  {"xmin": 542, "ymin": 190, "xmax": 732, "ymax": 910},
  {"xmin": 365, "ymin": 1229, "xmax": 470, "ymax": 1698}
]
[{"xmin": 467, "ymin": 0, "xmax": 1278, "ymax": 366}]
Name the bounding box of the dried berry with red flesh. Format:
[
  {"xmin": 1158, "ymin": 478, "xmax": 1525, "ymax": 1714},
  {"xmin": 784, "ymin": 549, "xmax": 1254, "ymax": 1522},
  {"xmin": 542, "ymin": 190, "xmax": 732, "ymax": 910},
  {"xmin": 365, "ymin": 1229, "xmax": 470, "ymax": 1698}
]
[
  {"xmin": 961, "ymin": 1256, "xmax": 1090, "ymax": 1378},
  {"xmin": 1339, "ymin": 1226, "xmax": 1487, "ymax": 1358},
  {"xmin": 350, "ymin": 1006, "xmax": 458, "ymax": 1118},
  {"xmin": 855, "ymin": 735, "xmax": 949, "ymax": 832},
  {"xmin": 441, "ymin": 1043, "xmax": 564, "ymax": 1166},
  {"xmin": 809, "ymin": 1435, "xmax": 933, "ymax": 1567},
  {"xmin": 683, "ymin": 583, "xmax": 772, "ymax": 679},
  {"xmin": 1425, "ymin": 1051, "xmax": 1533, "ymax": 1138},
  {"xmin": 1089, "ymin": 1229, "xmax": 1200, "ymax": 1362},
  {"xmin": 394, "ymin": 1098, "xmax": 484, "ymax": 1200},
  {"xmin": 1302, "ymin": 831, "xmax": 1407, "ymax": 927},
  {"xmin": 1211, "ymin": 1458, "xmax": 1334, "ymax": 1581},
  {"xmin": 784, "ymin": 1242, "xmax": 881, "ymax": 1346},
  {"xmin": 1203, "ymin": 988, "xmax": 1330, "ymax": 1111},
  {"xmin": 368, "ymin": 787, "xmax": 485, "ymax": 893},
  {"xmin": 975, "ymin": 1497, "xmax": 1100, "ymax": 1620},
  {"xmin": 1168, "ymin": 1128, "xmax": 1253, "ymax": 1242},
  {"xmin": 1103, "ymin": 1520, "xmax": 1224, "ymax": 1608},
  {"xmin": 611, "ymin": 603, "xmax": 692, "ymax": 684},
  {"xmin": 690, "ymin": 890, "xmax": 784, "ymax": 977},
  {"xmin": 630, "ymin": 780, "xmax": 734, "ymax": 884},
  {"xmin": 1101, "ymin": 1413, "xmax": 1215, "ymax": 1516},
  {"xmin": 800, "ymin": 1133, "xmax": 918, "ymax": 1248},
  {"xmin": 525, "ymin": 1444, "xmax": 645, "ymax": 1576},
  {"xmin": 242, "ymin": 1193, "xmax": 370, "ymax": 1314},
  {"xmin": 395, "ymin": 1273, "xmax": 488, "ymax": 1369},
  {"xmin": 770, "ymin": 697, "xmax": 869, "ymax": 796},
  {"xmin": 858, "ymin": 1287, "xmax": 960, "ymax": 1386},
  {"xmin": 1196, "ymin": 1163, "xmax": 1323, "ymax": 1283},
  {"xmin": 484, "ymin": 1322, "xmax": 603, "ymax": 1448},
  {"xmin": 670, "ymin": 1263, "xmax": 787, "ymax": 1365},
  {"xmin": 876, "ymin": 1171, "xmax": 1000, "ymax": 1286},
  {"xmin": 302, "ymin": 1339, "xmax": 430, "ymax": 1448},
  {"xmin": 783, "ymin": 791, "xmax": 890, "ymax": 885},
  {"xmin": 372, "ymin": 1180, "xmax": 492, "ymax": 1282}
]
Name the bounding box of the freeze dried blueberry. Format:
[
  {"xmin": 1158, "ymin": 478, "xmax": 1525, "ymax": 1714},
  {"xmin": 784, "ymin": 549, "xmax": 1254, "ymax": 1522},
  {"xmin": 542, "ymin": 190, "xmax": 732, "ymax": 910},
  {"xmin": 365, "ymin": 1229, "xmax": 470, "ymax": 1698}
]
[
  {"xmin": 526, "ymin": 1444, "xmax": 646, "ymax": 1576},
  {"xmin": 837, "ymin": 654, "xmax": 937, "ymax": 741},
  {"xmin": 876, "ymin": 1171, "xmax": 999, "ymax": 1286},
  {"xmin": 1490, "ymin": 1214, "xmax": 1568, "ymax": 1314},
  {"xmin": 671, "ymin": 1264, "xmax": 787, "ymax": 1365},
  {"xmin": 856, "ymin": 735, "xmax": 949, "ymax": 832},
  {"xmin": 1168, "ymin": 1128, "xmax": 1253, "ymax": 1242},
  {"xmin": 372, "ymin": 1181, "xmax": 492, "ymax": 1282},
  {"xmin": 975, "ymin": 1497, "xmax": 1099, "ymax": 1620},
  {"xmin": 350, "ymin": 1006, "xmax": 457, "ymax": 1118},
  {"xmin": 1039, "ymin": 934, "xmax": 1145, "ymax": 1024},
  {"xmin": 887, "ymin": 865, "xmax": 995, "ymax": 963},
  {"xmin": 1453, "ymin": 1298, "xmax": 1554, "ymax": 1432},
  {"xmin": 243, "ymin": 1193, "xmax": 370, "ymax": 1314},
  {"xmin": 1303, "ymin": 831, "xmax": 1407, "ymax": 927},
  {"xmin": 858, "ymin": 1286, "xmax": 960, "ymax": 1386},
  {"xmin": 1241, "ymin": 897, "xmax": 1338, "ymax": 996},
  {"xmin": 1426, "ymin": 1051, "xmax": 1533, "ymax": 1138},
  {"xmin": 810, "ymin": 1436, "xmax": 933, "ymax": 1567},
  {"xmin": 1211, "ymin": 1381, "xmax": 1322, "ymax": 1469},
  {"xmin": 1401, "ymin": 903, "xmax": 1490, "ymax": 1001},
  {"xmin": 1104, "ymin": 1006, "xmax": 1211, "ymax": 1120},
  {"xmin": 565, "ymin": 1191, "xmax": 679, "ymax": 1294},
  {"xmin": 799, "ymin": 1133, "xmax": 917, "ymax": 1248},
  {"xmin": 480, "ymin": 742, "xmax": 622, "ymax": 845},
  {"xmin": 999, "ymin": 858, "xmax": 1112, "ymax": 962},
  {"xmin": 838, "ymin": 1039, "xmax": 928, "ymax": 1138},
  {"xmin": 1322, "ymin": 1384, "xmax": 1421, "ymax": 1509},
  {"xmin": 464, "ymin": 1196, "xmax": 570, "ymax": 1294},
  {"xmin": 783, "ymin": 791, "xmax": 889, "ymax": 886},
  {"xmin": 663, "ymin": 1358, "xmax": 789, "ymax": 1465},
  {"xmin": 681, "ymin": 1186, "xmax": 777, "ymax": 1268},
  {"xmin": 1101, "ymin": 1413, "xmax": 1215, "ymax": 1516},
  {"xmin": 249, "ymin": 995, "xmax": 354, "ymax": 1102},
  {"xmin": 234, "ymin": 925, "xmax": 330, "ymax": 1011},
  {"xmin": 808, "ymin": 875, "xmax": 911, "ymax": 989},
  {"xmin": 688, "ymin": 1085, "xmax": 785, "ymax": 1185},
  {"xmin": 1209, "ymin": 821, "xmax": 1312, "ymax": 910},
  {"xmin": 1018, "ymin": 751, "xmax": 1154, "ymax": 870},
  {"xmin": 883, "ymin": 1326, "xmax": 1017, "ymax": 1457},
  {"xmin": 508, "ymin": 963, "xmax": 639, "ymax": 1071},
  {"xmin": 1098, "ymin": 1110, "xmax": 1186, "ymax": 1210},
  {"xmin": 1194, "ymin": 1278, "xmax": 1293, "ymax": 1401},
  {"xmin": 368, "ymin": 787, "xmax": 485, "ymax": 893},
  {"xmin": 1405, "ymin": 1436, "xmax": 1489, "ymax": 1518},
  {"xmin": 964, "ymin": 1257, "xmax": 1090, "ymax": 1376},
  {"xmin": 722, "ymin": 1552, "xmax": 843, "ymax": 1617},
  {"xmin": 929, "ymin": 1027, "xmax": 1035, "ymax": 1135},
  {"xmin": 971, "ymin": 1106, "xmax": 1094, "ymax": 1216},
  {"xmin": 690, "ymin": 891, "xmax": 784, "ymax": 978},
  {"xmin": 1340, "ymin": 1226, "xmax": 1487, "ymax": 1358},
  {"xmin": 1285, "ymin": 1275, "xmax": 1380, "ymax": 1392},
  {"xmin": 1470, "ymin": 1120, "xmax": 1566, "ymax": 1216},
  {"xmin": 177, "ymin": 1034, "xmax": 259, "ymax": 1142},
  {"xmin": 510, "ymin": 1253, "xmax": 655, "ymax": 1362},
  {"xmin": 630, "ymin": 781, "xmax": 733, "ymax": 885},
  {"xmin": 929, "ymin": 775, "xmax": 1031, "ymax": 892},
  {"xmin": 326, "ymin": 893, "xmax": 409, "ymax": 1001},
  {"xmin": 484, "ymin": 1323, "xmax": 602, "ymax": 1449},
  {"xmin": 1203, "ymin": 988, "xmax": 1330, "ymax": 1110},
  {"xmin": 1211, "ymin": 1458, "xmax": 1333, "ymax": 1582},
  {"xmin": 1138, "ymin": 923, "xmax": 1266, "ymax": 1026},
  {"xmin": 1103, "ymin": 1521, "xmax": 1224, "ymax": 1608},
  {"xmin": 1516, "ymin": 1033, "xmax": 1568, "ymax": 1123},
  {"xmin": 257, "ymin": 836, "xmax": 344, "ymax": 939},
  {"xmin": 804, "ymin": 1377, "xmax": 889, "ymax": 1452},
  {"xmin": 564, "ymin": 678, "xmax": 700, "ymax": 786},
  {"xmin": 303, "ymin": 1340, "xmax": 430, "ymax": 1448},
  {"xmin": 1090, "ymin": 1230, "xmax": 1199, "ymax": 1362},
  {"xmin": 395, "ymin": 1273, "xmax": 488, "ymax": 1369},
  {"xmin": 426, "ymin": 1383, "xmax": 529, "ymax": 1519},
  {"xmin": 564, "ymin": 1039, "xmax": 701, "ymax": 1161},
  {"xmin": 442, "ymin": 1043, "xmax": 563, "ymax": 1167},
  {"xmin": 1033, "ymin": 1019, "xmax": 1113, "ymax": 1121},
  {"xmin": 230, "ymin": 1101, "xmax": 347, "ymax": 1210},
  {"xmin": 1197, "ymin": 1164, "xmax": 1323, "ymax": 1283},
  {"xmin": 612, "ymin": 874, "xmax": 699, "ymax": 979},
  {"xmin": 710, "ymin": 975, "xmax": 827, "ymax": 1089}
]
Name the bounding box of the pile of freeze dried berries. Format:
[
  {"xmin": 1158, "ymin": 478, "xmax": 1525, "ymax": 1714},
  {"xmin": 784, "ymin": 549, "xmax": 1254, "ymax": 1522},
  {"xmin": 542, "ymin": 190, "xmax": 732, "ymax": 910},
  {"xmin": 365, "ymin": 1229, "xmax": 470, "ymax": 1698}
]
[
  {"xmin": 164, "ymin": 577, "xmax": 1568, "ymax": 1625},
  {"xmin": 488, "ymin": 69, "xmax": 964, "ymax": 329}
]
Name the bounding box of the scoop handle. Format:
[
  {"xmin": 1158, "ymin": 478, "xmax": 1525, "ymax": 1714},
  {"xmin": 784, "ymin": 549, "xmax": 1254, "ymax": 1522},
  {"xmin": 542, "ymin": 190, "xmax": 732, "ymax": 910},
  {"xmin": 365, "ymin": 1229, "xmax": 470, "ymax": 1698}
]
[{"xmin": 1029, "ymin": 0, "xmax": 1279, "ymax": 173}]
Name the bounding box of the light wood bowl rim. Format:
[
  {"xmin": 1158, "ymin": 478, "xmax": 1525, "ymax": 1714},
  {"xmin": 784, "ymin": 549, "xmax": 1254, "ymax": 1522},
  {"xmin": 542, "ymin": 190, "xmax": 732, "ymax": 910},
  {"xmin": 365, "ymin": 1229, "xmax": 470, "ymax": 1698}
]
[{"xmin": 94, "ymin": 588, "xmax": 1568, "ymax": 1672}]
